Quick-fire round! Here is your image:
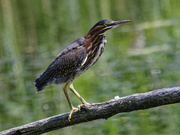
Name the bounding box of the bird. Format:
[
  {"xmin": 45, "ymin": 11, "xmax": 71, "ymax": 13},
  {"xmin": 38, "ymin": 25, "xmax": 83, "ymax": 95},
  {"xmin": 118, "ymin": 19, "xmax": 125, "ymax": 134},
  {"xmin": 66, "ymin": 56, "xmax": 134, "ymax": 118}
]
[{"xmin": 34, "ymin": 19, "xmax": 131, "ymax": 120}]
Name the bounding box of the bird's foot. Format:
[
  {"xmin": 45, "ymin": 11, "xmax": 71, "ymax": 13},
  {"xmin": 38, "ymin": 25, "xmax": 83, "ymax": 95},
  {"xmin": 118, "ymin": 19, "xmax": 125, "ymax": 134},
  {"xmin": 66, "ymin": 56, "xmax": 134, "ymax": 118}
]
[
  {"xmin": 77, "ymin": 102, "xmax": 91, "ymax": 110},
  {"xmin": 68, "ymin": 103, "xmax": 91, "ymax": 121},
  {"xmin": 68, "ymin": 107, "xmax": 78, "ymax": 121}
]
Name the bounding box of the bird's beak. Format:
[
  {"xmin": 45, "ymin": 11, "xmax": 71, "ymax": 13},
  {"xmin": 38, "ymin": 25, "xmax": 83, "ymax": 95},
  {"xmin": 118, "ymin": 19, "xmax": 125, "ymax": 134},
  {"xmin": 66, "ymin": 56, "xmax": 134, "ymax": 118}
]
[
  {"xmin": 102, "ymin": 20, "xmax": 131, "ymax": 34},
  {"xmin": 111, "ymin": 20, "xmax": 131, "ymax": 27}
]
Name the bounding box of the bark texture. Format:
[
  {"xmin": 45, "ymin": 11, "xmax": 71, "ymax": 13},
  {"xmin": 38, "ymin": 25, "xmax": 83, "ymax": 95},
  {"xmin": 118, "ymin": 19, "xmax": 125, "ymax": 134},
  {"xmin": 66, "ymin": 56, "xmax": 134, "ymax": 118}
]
[{"xmin": 1, "ymin": 87, "xmax": 180, "ymax": 135}]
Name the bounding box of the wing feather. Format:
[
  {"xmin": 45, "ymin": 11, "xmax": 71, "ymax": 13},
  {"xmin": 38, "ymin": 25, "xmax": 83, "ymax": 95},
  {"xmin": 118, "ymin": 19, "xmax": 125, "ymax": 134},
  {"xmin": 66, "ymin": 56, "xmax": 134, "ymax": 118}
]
[{"xmin": 34, "ymin": 38, "xmax": 87, "ymax": 91}]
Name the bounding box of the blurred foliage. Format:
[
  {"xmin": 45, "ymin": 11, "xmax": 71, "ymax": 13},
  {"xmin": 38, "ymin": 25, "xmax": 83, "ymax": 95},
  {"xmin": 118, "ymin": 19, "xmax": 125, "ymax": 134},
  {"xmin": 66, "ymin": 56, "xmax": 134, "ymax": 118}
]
[{"xmin": 0, "ymin": 0, "xmax": 180, "ymax": 134}]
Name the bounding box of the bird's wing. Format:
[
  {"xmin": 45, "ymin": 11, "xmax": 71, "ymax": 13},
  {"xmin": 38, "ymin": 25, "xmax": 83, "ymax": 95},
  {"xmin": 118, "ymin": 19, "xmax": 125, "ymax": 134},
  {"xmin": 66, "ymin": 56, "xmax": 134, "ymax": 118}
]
[
  {"xmin": 47, "ymin": 46, "xmax": 87, "ymax": 78},
  {"xmin": 44, "ymin": 41, "xmax": 87, "ymax": 79},
  {"xmin": 34, "ymin": 38, "xmax": 87, "ymax": 91}
]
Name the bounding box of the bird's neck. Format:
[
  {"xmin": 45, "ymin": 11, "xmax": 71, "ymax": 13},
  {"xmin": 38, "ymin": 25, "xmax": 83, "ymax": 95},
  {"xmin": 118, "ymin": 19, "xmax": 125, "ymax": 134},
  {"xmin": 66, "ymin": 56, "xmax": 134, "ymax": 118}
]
[
  {"xmin": 84, "ymin": 27, "xmax": 106, "ymax": 39},
  {"xmin": 84, "ymin": 32, "xmax": 105, "ymax": 48},
  {"xmin": 80, "ymin": 34, "xmax": 106, "ymax": 71}
]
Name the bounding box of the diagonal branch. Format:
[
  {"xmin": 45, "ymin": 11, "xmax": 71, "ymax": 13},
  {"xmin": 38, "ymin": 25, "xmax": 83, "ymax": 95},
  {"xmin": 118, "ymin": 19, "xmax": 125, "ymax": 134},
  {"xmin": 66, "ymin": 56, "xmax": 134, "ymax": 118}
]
[{"xmin": 1, "ymin": 87, "xmax": 180, "ymax": 135}]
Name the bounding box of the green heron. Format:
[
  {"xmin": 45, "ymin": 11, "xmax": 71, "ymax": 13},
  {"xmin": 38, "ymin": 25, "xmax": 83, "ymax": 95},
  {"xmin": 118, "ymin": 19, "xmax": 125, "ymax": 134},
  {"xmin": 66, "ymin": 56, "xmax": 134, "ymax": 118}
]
[{"xmin": 34, "ymin": 19, "xmax": 131, "ymax": 120}]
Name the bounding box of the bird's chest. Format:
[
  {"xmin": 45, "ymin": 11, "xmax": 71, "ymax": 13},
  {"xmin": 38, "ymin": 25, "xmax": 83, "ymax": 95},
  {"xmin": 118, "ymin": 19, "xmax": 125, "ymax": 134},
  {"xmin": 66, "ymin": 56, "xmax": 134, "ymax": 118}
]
[
  {"xmin": 72, "ymin": 36, "xmax": 106, "ymax": 79},
  {"xmin": 82, "ymin": 36, "xmax": 107, "ymax": 70},
  {"xmin": 90, "ymin": 37, "xmax": 106, "ymax": 64}
]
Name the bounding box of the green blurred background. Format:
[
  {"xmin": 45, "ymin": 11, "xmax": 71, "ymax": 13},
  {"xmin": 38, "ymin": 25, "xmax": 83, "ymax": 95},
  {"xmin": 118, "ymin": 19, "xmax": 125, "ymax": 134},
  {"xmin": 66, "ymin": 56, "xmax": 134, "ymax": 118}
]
[{"xmin": 0, "ymin": 0, "xmax": 180, "ymax": 134}]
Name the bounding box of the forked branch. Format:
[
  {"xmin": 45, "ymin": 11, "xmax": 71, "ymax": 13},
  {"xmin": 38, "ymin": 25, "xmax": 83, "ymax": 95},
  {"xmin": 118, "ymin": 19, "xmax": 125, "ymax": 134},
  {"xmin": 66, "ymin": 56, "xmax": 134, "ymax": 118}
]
[{"xmin": 1, "ymin": 87, "xmax": 180, "ymax": 135}]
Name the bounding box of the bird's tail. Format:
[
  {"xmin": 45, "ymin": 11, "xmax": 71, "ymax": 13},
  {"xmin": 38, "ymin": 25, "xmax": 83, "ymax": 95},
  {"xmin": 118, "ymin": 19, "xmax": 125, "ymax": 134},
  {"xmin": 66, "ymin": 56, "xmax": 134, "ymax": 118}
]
[{"xmin": 34, "ymin": 74, "xmax": 51, "ymax": 91}]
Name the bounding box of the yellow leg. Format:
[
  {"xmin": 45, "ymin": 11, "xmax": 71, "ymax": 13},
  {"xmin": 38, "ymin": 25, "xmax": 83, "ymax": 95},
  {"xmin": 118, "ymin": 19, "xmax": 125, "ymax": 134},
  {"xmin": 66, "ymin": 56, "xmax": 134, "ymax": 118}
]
[
  {"xmin": 69, "ymin": 82, "xmax": 89, "ymax": 105},
  {"xmin": 63, "ymin": 82, "xmax": 78, "ymax": 120}
]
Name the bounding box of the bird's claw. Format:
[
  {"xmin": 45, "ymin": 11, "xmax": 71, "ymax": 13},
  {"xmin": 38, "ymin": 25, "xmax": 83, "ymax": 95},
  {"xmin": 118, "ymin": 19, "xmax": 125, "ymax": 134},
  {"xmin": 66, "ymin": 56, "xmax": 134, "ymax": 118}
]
[
  {"xmin": 68, "ymin": 107, "xmax": 78, "ymax": 121},
  {"xmin": 77, "ymin": 102, "xmax": 90, "ymax": 110},
  {"xmin": 68, "ymin": 103, "xmax": 91, "ymax": 121},
  {"xmin": 77, "ymin": 104, "xmax": 82, "ymax": 110}
]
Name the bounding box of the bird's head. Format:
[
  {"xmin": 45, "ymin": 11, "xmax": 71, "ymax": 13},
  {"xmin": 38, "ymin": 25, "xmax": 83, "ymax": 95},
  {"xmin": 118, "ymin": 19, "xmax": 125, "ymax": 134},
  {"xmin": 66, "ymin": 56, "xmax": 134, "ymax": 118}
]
[{"xmin": 85, "ymin": 19, "xmax": 131, "ymax": 38}]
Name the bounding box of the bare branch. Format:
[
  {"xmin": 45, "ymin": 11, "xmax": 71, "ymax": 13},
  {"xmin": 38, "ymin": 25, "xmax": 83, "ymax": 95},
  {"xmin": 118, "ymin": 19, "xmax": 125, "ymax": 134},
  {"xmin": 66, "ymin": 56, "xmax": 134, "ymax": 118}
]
[{"xmin": 1, "ymin": 87, "xmax": 180, "ymax": 135}]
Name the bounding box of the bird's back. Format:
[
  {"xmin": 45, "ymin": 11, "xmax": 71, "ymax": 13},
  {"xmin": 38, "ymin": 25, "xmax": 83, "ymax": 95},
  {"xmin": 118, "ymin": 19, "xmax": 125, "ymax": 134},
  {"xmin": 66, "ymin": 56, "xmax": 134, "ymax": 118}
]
[{"xmin": 34, "ymin": 37, "xmax": 88, "ymax": 91}]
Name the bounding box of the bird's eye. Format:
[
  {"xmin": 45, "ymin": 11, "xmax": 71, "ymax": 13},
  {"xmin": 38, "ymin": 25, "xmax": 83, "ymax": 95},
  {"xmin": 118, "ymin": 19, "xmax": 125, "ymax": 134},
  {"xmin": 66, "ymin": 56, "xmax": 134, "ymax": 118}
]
[{"xmin": 104, "ymin": 22, "xmax": 113, "ymax": 26}]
